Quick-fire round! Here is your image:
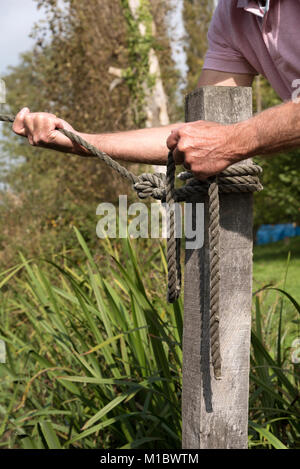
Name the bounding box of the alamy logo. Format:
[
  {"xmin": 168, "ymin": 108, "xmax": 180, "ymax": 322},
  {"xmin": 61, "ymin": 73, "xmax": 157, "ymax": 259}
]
[
  {"xmin": 291, "ymin": 79, "xmax": 300, "ymax": 104},
  {"xmin": 96, "ymin": 195, "xmax": 204, "ymax": 250},
  {"xmin": 291, "ymin": 338, "xmax": 300, "ymax": 364}
]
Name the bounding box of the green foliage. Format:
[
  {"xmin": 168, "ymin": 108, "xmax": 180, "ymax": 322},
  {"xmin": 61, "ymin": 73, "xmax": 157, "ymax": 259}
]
[
  {"xmin": 253, "ymin": 237, "xmax": 300, "ymax": 305},
  {"xmin": 31, "ymin": 0, "xmax": 134, "ymax": 132},
  {"xmin": 252, "ymin": 75, "xmax": 282, "ymax": 114},
  {"xmin": 0, "ymin": 0, "xmax": 146, "ymax": 268},
  {"xmin": 250, "ymin": 240, "xmax": 300, "ymax": 448},
  {"xmin": 183, "ymin": 0, "xmax": 214, "ymax": 92},
  {"xmin": 254, "ymin": 149, "xmax": 300, "ymax": 226},
  {"xmin": 120, "ymin": 0, "xmax": 178, "ymax": 125},
  {"xmin": 0, "ymin": 232, "xmax": 182, "ymax": 449},
  {"xmin": 252, "ymin": 76, "xmax": 300, "ymax": 226},
  {"xmin": 0, "ymin": 0, "xmax": 179, "ymax": 269},
  {"xmin": 249, "ymin": 287, "xmax": 300, "ymax": 449},
  {"xmin": 121, "ymin": 0, "xmax": 156, "ymax": 124},
  {"xmin": 0, "ymin": 233, "xmax": 299, "ymax": 449}
]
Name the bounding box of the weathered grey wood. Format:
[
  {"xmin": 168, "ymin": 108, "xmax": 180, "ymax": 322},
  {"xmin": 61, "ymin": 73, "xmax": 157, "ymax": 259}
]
[{"xmin": 182, "ymin": 86, "xmax": 253, "ymax": 449}]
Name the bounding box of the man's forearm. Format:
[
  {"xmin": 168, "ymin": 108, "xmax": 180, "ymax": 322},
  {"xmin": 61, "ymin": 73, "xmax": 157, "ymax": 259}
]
[
  {"xmin": 234, "ymin": 100, "xmax": 300, "ymax": 158},
  {"xmin": 13, "ymin": 98, "xmax": 300, "ymax": 181},
  {"xmin": 76, "ymin": 123, "xmax": 182, "ymax": 164}
]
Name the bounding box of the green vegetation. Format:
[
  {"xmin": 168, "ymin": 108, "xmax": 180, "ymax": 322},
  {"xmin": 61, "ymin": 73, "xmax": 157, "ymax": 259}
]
[
  {"xmin": 0, "ymin": 231, "xmax": 183, "ymax": 449},
  {"xmin": 0, "ymin": 232, "xmax": 299, "ymax": 449},
  {"xmin": 253, "ymin": 76, "xmax": 300, "ymax": 227},
  {"xmin": 121, "ymin": 0, "xmax": 157, "ymax": 124},
  {"xmin": 250, "ymin": 239, "xmax": 300, "ymax": 449},
  {"xmin": 253, "ymin": 237, "xmax": 300, "ymax": 304},
  {"xmin": 183, "ymin": 0, "xmax": 214, "ymax": 92}
]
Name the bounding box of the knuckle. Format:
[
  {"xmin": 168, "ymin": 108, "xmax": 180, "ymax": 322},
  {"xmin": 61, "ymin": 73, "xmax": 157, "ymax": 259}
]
[
  {"xmin": 36, "ymin": 114, "xmax": 48, "ymax": 127},
  {"xmin": 177, "ymin": 128, "xmax": 186, "ymax": 139}
]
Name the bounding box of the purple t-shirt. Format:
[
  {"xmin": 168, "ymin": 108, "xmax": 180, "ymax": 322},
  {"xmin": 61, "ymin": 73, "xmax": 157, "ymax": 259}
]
[{"xmin": 203, "ymin": 0, "xmax": 300, "ymax": 101}]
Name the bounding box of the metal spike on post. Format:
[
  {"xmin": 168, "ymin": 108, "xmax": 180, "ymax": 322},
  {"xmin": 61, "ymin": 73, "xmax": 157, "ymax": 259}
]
[{"xmin": 182, "ymin": 86, "xmax": 253, "ymax": 449}]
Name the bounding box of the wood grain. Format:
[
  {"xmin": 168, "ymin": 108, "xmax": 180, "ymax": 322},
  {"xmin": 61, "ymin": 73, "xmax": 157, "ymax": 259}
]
[{"xmin": 182, "ymin": 86, "xmax": 253, "ymax": 449}]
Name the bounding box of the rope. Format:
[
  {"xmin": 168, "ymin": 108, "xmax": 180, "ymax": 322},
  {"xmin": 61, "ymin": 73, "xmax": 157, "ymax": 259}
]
[
  {"xmin": 0, "ymin": 113, "xmax": 263, "ymax": 379},
  {"xmin": 208, "ymin": 179, "xmax": 221, "ymax": 379}
]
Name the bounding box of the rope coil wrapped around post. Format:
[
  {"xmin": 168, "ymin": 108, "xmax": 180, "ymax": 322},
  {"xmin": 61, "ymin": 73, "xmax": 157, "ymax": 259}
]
[{"xmin": 0, "ymin": 113, "xmax": 263, "ymax": 378}]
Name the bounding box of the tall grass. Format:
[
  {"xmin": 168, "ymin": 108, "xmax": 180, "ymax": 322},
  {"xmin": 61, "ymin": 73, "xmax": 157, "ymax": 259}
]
[
  {"xmin": 0, "ymin": 229, "xmax": 182, "ymax": 449},
  {"xmin": 0, "ymin": 229, "xmax": 299, "ymax": 449},
  {"xmin": 249, "ymin": 273, "xmax": 300, "ymax": 448}
]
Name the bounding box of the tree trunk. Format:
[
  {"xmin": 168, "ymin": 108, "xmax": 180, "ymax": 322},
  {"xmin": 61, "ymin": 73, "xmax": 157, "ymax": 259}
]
[{"xmin": 128, "ymin": 0, "xmax": 169, "ymax": 173}]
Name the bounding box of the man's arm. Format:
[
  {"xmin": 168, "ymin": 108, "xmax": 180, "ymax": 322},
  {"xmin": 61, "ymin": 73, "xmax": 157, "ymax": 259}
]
[
  {"xmin": 12, "ymin": 70, "xmax": 252, "ymax": 165},
  {"xmin": 197, "ymin": 69, "xmax": 254, "ymax": 87},
  {"xmin": 167, "ymin": 100, "xmax": 300, "ymax": 179},
  {"xmin": 12, "ymin": 107, "xmax": 179, "ymax": 165}
]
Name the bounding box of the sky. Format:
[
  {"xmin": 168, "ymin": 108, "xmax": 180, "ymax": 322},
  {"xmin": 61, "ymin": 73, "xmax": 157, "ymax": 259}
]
[{"xmin": 0, "ymin": 0, "xmax": 45, "ymax": 77}]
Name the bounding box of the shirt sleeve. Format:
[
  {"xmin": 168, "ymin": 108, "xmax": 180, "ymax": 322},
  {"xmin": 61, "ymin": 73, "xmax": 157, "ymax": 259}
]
[{"xmin": 203, "ymin": 0, "xmax": 258, "ymax": 75}]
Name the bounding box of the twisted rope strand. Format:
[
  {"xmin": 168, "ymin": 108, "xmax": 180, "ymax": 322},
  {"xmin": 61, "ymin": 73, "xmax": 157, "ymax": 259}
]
[
  {"xmin": 208, "ymin": 179, "xmax": 221, "ymax": 379},
  {"xmin": 166, "ymin": 150, "xmax": 181, "ymax": 303},
  {"xmin": 0, "ymin": 113, "xmax": 263, "ymax": 379},
  {"xmin": 0, "ymin": 114, "xmax": 138, "ymax": 185}
]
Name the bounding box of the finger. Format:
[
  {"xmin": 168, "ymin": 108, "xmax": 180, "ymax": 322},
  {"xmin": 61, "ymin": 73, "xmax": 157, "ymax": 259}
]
[
  {"xmin": 23, "ymin": 113, "xmax": 35, "ymax": 141},
  {"xmin": 12, "ymin": 107, "xmax": 30, "ymax": 136},
  {"xmin": 173, "ymin": 147, "xmax": 184, "ymax": 164},
  {"xmin": 32, "ymin": 113, "xmax": 56, "ymax": 134},
  {"xmin": 166, "ymin": 129, "xmax": 180, "ymax": 150},
  {"xmin": 54, "ymin": 118, "xmax": 65, "ymax": 130},
  {"xmin": 45, "ymin": 117, "xmax": 75, "ymax": 148},
  {"xmin": 29, "ymin": 114, "xmax": 56, "ymax": 145},
  {"xmin": 27, "ymin": 135, "xmax": 34, "ymax": 146}
]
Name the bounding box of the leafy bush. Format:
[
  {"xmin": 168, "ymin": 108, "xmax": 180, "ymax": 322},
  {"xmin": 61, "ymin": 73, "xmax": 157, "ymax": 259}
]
[{"xmin": 249, "ymin": 285, "xmax": 300, "ymax": 449}]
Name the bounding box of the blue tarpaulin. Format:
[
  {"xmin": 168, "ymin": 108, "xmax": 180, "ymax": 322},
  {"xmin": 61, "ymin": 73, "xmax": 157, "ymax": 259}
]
[{"xmin": 256, "ymin": 224, "xmax": 300, "ymax": 245}]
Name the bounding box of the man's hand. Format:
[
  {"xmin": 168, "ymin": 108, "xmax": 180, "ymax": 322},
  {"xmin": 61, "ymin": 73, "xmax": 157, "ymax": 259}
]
[
  {"xmin": 13, "ymin": 107, "xmax": 77, "ymax": 153},
  {"xmin": 166, "ymin": 120, "xmax": 243, "ymax": 180}
]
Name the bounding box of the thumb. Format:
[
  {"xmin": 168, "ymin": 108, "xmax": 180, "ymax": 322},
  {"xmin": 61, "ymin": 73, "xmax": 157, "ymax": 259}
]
[
  {"xmin": 12, "ymin": 107, "xmax": 30, "ymax": 135},
  {"xmin": 19, "ymin": 107, "xmax": 30, "ymax": 115},
  {"xmin": 54, "ymin": 117, "xmax": 75, "ymax": 133}
]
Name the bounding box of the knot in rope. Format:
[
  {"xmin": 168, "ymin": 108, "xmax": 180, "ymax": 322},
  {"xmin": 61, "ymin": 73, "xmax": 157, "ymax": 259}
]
[
  {"xmin": 0, "ymin": 113, "xmax": 262, "ymax": 379},
  {"xmin": 135, "ymin": 164, "xmax": 262, "ymax": 202},
  {"xmin": 134, "ymin": 172, "xmax": 166, "ymax": 200}
]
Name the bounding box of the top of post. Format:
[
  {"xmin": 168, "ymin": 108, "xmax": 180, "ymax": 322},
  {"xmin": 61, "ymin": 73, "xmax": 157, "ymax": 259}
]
[{"xmin": 185, "ymin": 86, "xmax": 252, "ymax": 124}]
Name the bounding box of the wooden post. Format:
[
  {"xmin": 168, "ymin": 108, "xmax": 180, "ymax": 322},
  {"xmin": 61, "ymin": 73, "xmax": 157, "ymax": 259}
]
[{"xmin": 182, "ymin": 86, "xmax": 253, "ymax": 449}]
